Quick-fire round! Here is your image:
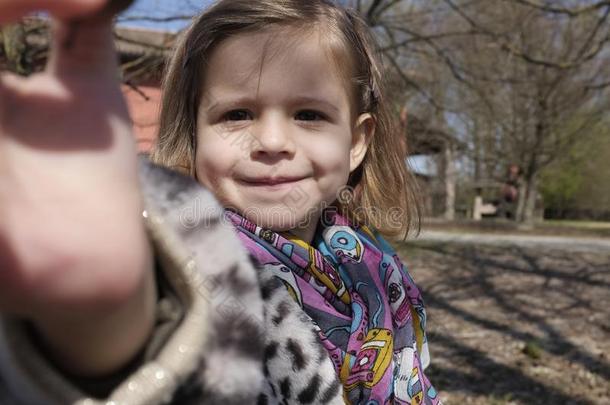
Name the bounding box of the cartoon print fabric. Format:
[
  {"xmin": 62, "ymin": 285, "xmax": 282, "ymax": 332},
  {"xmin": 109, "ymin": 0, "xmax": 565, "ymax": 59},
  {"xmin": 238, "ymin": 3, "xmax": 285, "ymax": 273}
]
[{"xmin": 226, "ymin": 209, "xmax": 441, "ymax": 404}]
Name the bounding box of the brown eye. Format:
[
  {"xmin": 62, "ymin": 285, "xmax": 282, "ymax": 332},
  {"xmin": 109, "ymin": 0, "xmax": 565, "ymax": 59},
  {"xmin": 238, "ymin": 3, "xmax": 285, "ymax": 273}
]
[
  {"xmin": 296, "ymin": 110, "xmax": 325, "ymax": 121},
  {"xmin": 224, "ymin": 110, "xmax": 252, "ymax": 121}
]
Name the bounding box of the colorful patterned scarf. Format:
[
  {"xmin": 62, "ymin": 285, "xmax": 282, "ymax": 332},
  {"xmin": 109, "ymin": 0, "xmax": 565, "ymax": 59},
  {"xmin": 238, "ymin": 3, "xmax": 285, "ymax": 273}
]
[{"xmin": 226, "ymin": 209, "xmax": 441, "ymax": 404}]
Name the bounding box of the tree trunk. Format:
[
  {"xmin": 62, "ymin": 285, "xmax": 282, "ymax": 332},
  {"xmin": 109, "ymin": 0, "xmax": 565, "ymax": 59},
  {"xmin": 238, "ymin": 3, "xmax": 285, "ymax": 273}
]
[
  {"xmin": 517, "ymin": 172, "xmax": 539, "ymax": 228},
  {"xmin": 473, "ymin": 123, "xmax": 482, "ymax": 184},
  {"xmin": 443, "ymin": 142, "xmax": 456, "ymax": 221},
  {"xmin": 522, "ymin": 174, "xmax": 538, "ymax": 226}
]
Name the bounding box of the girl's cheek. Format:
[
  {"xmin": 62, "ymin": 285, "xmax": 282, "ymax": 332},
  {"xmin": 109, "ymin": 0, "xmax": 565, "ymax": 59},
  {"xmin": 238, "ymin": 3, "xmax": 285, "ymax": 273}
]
[
  {"xmin": 197, "ymin": 127, "xmax": 228, "ymax": 156},
  {"xmin": 312, "ymin": 135, "xmax": 351, "ymax": 162},
  {"xmin": 195, "ymin": 143, "xmax": 219, "ymax": 188},
  {"xmin": 196, "ymin": 134, "xmax": 235, "ymax": 183},
  {"xmin": 196, "ymin": 161, "xmax": 229, "ymax": 199}
]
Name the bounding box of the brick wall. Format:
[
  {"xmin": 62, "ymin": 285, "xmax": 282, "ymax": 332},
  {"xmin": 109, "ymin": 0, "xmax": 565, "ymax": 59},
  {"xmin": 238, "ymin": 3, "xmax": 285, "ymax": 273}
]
[{"xmin": 121, "ymin": 84, "xmax": 162, "ymax": 153}]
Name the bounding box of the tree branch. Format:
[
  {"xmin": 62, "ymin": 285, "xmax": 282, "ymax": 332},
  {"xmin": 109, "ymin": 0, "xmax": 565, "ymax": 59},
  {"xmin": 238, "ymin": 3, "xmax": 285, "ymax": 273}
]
[{"xmin": 504, "ymin": 0, "xmax": 610, "ymax": 17}]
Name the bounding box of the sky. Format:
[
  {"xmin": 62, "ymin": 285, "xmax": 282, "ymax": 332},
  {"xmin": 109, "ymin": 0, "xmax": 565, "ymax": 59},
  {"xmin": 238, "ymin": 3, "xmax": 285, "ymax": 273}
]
[
  {"xmin": 117, "ymin": 0, "xmax": 214, "ymax": 31},
  {"xmin": 116, "ymin": 0, "xmax": 350, "ymax": 31}
]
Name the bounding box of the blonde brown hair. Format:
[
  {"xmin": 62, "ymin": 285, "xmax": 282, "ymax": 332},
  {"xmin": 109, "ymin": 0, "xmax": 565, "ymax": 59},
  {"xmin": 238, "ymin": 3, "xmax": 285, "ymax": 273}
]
[{"xmin": 151, "ymin": 0, "xmax": 420, "ymax": 238}]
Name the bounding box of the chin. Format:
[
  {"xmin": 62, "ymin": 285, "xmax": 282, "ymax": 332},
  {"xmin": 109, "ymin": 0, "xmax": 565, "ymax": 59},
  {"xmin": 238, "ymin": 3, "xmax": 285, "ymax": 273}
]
[{"xmin": 239, "ymin": 204, "xmax": 317, "ymax": 231}]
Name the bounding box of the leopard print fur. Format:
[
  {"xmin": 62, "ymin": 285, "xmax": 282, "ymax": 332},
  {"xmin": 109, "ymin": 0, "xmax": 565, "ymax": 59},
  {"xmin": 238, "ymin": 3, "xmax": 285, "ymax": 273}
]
[
  {"xmin": 140, "ymin": 159, "xmax": 344, "ymax": 405},
  {"xmin": 0, "ymin": 158, "xmax": 346, "ymax": 405},
  {"xmin": 256, "ymin": 272, "xmax": 344, "ymax": 405}
]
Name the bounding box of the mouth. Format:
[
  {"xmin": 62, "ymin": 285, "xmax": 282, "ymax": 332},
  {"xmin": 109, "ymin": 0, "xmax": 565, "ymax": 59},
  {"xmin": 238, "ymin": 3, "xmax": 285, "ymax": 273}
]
[{"xmin": 238, "ymin": 176, "xmax": 308, "ymax": 188}]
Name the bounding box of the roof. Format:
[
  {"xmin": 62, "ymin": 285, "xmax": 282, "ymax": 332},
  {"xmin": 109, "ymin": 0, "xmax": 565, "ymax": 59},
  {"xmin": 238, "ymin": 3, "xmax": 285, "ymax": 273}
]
[
  {"xmin": 1, "ymin": 18, "xmax": 175, "ymax": 84},
  {"xmin": 114, "ymin": 26, "xmax": 176, "ymax": 58},
  {"xmin": 406, "ymin": 113, "xmax": 467, "ymax": 155}
]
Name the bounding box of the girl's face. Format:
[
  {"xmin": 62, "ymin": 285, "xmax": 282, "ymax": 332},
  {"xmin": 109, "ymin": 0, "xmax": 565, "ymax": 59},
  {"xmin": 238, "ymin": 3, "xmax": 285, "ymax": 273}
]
[{"xmin": 195, "ymin": 28, "xmax": 373, "ymax": 243}]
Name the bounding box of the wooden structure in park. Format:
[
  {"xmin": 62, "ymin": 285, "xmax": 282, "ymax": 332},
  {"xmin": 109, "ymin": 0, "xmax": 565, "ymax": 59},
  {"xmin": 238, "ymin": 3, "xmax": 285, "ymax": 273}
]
[
  {"xmin": 0, "ymin": 19, "xmax": 175, "ymax": 152},
  {"xmin": 403, "ymin": 112, "xmax": 464, "ymax": 219}
]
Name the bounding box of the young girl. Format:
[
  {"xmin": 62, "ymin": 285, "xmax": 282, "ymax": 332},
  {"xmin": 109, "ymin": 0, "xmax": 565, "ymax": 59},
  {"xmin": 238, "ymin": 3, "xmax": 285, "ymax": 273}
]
[{"xmin": 0, "ymin": 0, "xmax": 440, "ymax": 404}]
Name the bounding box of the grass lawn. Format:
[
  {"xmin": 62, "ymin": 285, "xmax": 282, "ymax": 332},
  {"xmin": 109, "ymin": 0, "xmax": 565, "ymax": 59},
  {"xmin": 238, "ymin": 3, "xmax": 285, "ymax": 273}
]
[
  {"xmin": 541, "ymin": 219, "xmax": 610, "ymax": 230},
  {"xmin": 424, "ymin": 218, "xmax": 610, "ymax": 238}
]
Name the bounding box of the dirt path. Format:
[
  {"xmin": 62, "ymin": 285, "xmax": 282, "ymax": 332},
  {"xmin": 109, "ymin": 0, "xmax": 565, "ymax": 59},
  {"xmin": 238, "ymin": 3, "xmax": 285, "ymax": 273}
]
[{"xmin": 395, "ymin": 240, "xmax": 610, "ymax": 405}]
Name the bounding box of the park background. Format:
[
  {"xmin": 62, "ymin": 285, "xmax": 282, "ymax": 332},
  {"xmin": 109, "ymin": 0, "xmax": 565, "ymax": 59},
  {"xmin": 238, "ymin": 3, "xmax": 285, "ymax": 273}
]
[{"xmin": 1, "ymin": 0, "xmax": 609, "ymax": 404}]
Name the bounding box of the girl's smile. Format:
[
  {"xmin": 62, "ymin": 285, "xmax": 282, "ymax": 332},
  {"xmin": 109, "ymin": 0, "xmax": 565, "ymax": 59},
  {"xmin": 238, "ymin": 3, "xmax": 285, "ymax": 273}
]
[
  {"xmin": 195, "ymin": 27, "xmax": 373, "ymax": 243},
  {"xmin": 237, "ymin": 176, "xmax": 310, "ymax": 189}
]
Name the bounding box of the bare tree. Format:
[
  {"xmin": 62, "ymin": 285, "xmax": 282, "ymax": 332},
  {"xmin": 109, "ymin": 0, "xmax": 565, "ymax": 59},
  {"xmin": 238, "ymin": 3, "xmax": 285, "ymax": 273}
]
[{"xmin": 352, "ymin": 0, "xmax": 610, "ymax": 224}]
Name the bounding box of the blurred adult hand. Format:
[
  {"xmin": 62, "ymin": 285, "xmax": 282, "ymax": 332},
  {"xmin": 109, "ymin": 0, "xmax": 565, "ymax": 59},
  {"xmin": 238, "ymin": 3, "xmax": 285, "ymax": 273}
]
[{"xmin": 0, "ymin": 0, "xmax": 156, "ymax": 377}]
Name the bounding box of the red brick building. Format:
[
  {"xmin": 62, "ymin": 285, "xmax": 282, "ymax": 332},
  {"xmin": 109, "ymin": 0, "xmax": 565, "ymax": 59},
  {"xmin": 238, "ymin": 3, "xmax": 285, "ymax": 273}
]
[
  {"xmin": 114, "ymin": 26, "xmax": 175, "ymax": 153},
  {"xmin": 122, "ymin": 83, "xmax": 163, "ymax": 153}
]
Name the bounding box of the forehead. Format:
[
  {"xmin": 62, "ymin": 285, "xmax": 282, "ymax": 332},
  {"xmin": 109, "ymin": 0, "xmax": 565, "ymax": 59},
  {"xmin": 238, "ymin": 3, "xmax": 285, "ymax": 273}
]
[{"xmin": 201, "ymin": 26, "xmax": 352, "ymax": 106}]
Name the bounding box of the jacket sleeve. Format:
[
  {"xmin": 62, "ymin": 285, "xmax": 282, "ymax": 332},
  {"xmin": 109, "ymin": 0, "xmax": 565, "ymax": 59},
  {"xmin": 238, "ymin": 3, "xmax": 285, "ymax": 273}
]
[{"xmin": 0, "ymin": 158, "xmax": 266, "ymax": 405}]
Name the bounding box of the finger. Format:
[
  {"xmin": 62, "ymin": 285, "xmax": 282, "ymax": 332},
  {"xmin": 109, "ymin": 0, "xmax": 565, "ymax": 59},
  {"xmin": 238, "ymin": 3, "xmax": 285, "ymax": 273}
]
[
  {"xmin": 88, "ymin": 0, "xmax": 135, "ymax": 20},
  {"xmin": 0, "ymin": 72, "xmax": 23, "ymax": 132},
  {"xmin": 0, "ymin": 0, "xmax": 106, "ymax": 25},
  {"xmin": 0, "ymin": 76, "xmax": 3, "ymax": 123},
  {"xmin": 46, "ymin": 19, "xmax": 117, "ymax": 79},
  {"xmin": 47, "ymin": 0, "xmax": 136, "ymax": 77}
]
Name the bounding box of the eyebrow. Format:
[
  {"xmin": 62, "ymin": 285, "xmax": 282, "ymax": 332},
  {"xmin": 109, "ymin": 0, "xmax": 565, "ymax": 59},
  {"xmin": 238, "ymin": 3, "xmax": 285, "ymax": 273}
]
[
  {"xmin": 290, "ymin": 96, "xmax": 341, "ymax": 114},
  {"xmin": 205, "ymin": 97, "xmax": 248, "ymax": 115},
  {"xmin": 205, "ymin": 95, "xmax": 341, "ymax": 115}
]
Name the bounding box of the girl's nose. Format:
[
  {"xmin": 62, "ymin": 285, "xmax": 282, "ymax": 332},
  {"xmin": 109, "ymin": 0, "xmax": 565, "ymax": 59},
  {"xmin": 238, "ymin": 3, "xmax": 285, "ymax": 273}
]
[{"xmin": 250, "ymin": 113, "xmax": 295, "ymax": 158}]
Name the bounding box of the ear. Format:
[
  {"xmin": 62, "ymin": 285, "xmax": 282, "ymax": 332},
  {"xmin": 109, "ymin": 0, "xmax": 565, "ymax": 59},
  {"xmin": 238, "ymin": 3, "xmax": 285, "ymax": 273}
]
[{"xmin": 350, "ymin": 113, "xmax": 375, "ymax": 172}]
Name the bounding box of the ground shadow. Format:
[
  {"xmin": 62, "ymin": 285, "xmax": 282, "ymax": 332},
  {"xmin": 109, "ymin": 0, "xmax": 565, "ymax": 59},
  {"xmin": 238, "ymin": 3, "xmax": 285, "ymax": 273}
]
[{"xmin": 399, "ymin": 241, "xmax": 610, "ymax": 404}]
